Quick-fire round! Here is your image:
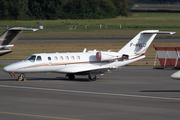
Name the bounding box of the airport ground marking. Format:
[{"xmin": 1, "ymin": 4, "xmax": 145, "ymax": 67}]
[
  {"xmin": 0, "ymin": 84, "xmax": 180, "ymax": 101},
  {"xmin": 0, "ymin": 111, "xmax": 81, "ymax": 120}
]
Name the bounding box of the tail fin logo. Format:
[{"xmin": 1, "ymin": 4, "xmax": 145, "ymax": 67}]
[{"xmin": 130, "ymin": 43, "xmax": 146, "ymax": 48}]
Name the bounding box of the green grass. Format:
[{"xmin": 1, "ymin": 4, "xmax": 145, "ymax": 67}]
[
  {"xmin": 0, "ymin": 41, "xmax": 179, "ymax": 60},
  {"xmin": 0, "ymin": 28, "xmax": 179, "ymax": 38},
  {"xmin": 1, "ymin": 13, "xmax": 180, "ymax": 28},
  {"xmin": 1, "ymin": 13, "xmax": 180, "ymax": 38},
  {"xmin": 0, "ymin": 65, "xmax": 6, "ymax": 68}
]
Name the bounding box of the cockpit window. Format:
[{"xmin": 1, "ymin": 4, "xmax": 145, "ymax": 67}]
[
  {"xmin": 25, "ymin": 55, "xmax": 36, "ymax": 62},
  {"xmin": 36, "ymin": 56, "xmax": 42, "ymax": 61}
]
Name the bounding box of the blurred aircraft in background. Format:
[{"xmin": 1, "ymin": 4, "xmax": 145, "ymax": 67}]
[
  {"xmin": 171, "ymin": 70, "xmax": 180, "ymax": 80},
  {"xmin": 0, "ymin": 27, "xmax": 38, "ymax": 56}
]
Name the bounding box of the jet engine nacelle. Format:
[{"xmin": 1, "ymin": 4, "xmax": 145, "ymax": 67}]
[{"xmin": 96, "ymin": 51, "xmax": 120, "ymax": 61}]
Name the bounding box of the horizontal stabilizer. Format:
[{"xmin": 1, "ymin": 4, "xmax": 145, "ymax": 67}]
[
  {"xmin": 9, "ymin": 27, "xmax": 38, "ymax": 31},
  {"xmin": 142, "ymin": 31, "xmax": 176, "ymax": 35},
  {"xmin": 0, "ymin": 27, "xmax": 38, "ymax": 46}
]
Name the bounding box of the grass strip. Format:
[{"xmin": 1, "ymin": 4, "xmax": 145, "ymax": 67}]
[{"xmin": 1, "ymin": 41, "xmax": 178, "ymax": 60}]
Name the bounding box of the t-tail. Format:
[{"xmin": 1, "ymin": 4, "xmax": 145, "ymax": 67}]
[
  {"xmin": 0, "ymin": 27, "xmax": 38, "ymax": 56},
  {"xmin": 118, "ymin": 30, "xmax": 175, "ymax": 64}
]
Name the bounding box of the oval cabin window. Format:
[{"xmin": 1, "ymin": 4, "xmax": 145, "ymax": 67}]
[
  {"xmin": 48, "ymin": 57, "xmax": 51, "ymax": 61},
  {"xmin": 65, "ymin": 56, "xmax": 69, "ymax": 60},
  {"xmin": 71, "ymin": 56, "xmax": 75, "ymax": 60},
  {"xmin": 54, "ymin": 56, "xmax": 58, "ymax": 60},
  {"xmin": 60, "ymin": 56, "xmax": 63, "ymax": 60},
  {"xmin": 77, "ymin": 56, "xmax": 80, "ymax": 60},
  {"xmin": 36, "ymin": 56, "xmax": 42, "ymax": 61}
]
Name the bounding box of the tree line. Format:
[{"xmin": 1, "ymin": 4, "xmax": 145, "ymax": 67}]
[{"xmin": 0, "ymin": 0, "xmax": 133, "ymax": 20}]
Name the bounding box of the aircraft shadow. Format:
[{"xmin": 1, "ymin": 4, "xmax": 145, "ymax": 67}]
[
  {"xmin": 25, "ymin": 77, "xmax": 91, "ymax": 82},
  {"xmin": 0, "ymin": 79, "xmax": 16, "ymax": 81},
  {"xmin": 0, "ymin": 75, "xmax": 103, "ymax": 82},
  {"xmin": 0, "ymin": 77, "xmax": 91, "ymax": 82},
  {"xmin": 140, "ymin": 90, "xmax": 180, "ymax": 92}
]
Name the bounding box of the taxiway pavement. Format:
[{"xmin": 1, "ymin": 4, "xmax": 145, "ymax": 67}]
[{"xmin": 0, "ymin": 66, "xmax": 180, "ymax": 120}]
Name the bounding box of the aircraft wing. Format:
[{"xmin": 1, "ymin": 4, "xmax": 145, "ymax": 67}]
[
  {"xmin": 58, "ymin": 66, "xmax": 117, "ymax": 75},
  {"xmin": 87, "ymin": 67, "xmax": 116, "ymax": 74}
]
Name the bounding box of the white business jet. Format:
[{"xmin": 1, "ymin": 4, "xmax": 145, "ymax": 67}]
[
  {"xmin": 0, "ymin": 27, "xmax": 38, "ymax": 56},
  {"xmin": 3, "ymin": 30, "xmax": 175, "ymax": 81}
]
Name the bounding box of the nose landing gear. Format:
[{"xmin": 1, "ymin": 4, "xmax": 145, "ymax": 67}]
[{"xmin": 17, "ymin": 74, "xmax": 26, "ymax": 81}]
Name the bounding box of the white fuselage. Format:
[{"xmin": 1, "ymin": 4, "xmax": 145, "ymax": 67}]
[{"xmin": 3, "ymin": 51, "xmax": 145, "ymax": 75}]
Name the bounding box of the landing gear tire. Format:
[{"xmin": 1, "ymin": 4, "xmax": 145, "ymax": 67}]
[
  {"xmin": 66, "ymin": 74, "xmax": 75, "ymax": 80},
  {"xmin": 88, "ymin": 74, "xmax": 97, "ymax": 81},
  {"xmin": 17, "ymin": 74, "xmax": 26, "ymax": 81}
]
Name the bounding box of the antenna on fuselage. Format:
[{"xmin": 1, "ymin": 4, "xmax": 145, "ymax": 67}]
[{"xmin": 83, "ymin": 48, "xmax": 87, "ymax": 53}]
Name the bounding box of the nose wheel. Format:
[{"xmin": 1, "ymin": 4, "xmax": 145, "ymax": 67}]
[{"xmin": 17, "ymin": 74, "xmax": 26, "ymax": 81}]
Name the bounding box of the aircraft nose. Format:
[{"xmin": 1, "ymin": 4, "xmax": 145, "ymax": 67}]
[
  {"xmin": 170, "ymin": 71, "xmax": 180, "ymax": 80},
  {"xmin": 3, "ymin": 65, "xmax": 12, "ymax": 72}
]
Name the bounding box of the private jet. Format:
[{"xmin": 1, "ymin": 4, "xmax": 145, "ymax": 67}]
[
  {"xmin": 3, "ymin": 30, "xmax": 175, "ymax": 81},
  {"xmin": 0, "ymin": 27, "xmax": 38, "ymax": 56}
]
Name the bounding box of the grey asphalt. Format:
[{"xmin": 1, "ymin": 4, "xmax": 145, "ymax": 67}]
[
  {"xmin": 18, "ymin": 37, "xmax": 180, "ymax": 42},
  {"xmin": 0, "ymin": 66, "xmax": 180, "ymax": 120}
]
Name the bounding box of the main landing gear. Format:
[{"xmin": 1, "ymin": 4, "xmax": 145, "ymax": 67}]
[
  {"xmin": 66, "ymin": 73, "xmax": 97, "ymax": 81},
  {"xmin": 66, "ymin": 74, "xmax": 75, "ymax": 80},
  {"xmin": 17, "ymin": 74, "xmax": 26, "ymax": 81},
  {"xmin": 88, "ymin": 74, "xmax": 97, "ymax": 81}
]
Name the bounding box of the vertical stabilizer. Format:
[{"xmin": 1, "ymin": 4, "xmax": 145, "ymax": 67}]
[{"xmin": 118, "ymin": 30, "xmax": 175, "ymax": 59}]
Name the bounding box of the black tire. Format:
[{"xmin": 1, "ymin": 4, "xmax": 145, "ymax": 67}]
[
  {"xmin": 88, "ymin": 74, "xmax": 96, "ymax": 81},
  {"xmin": 68, "ymin": 74, "xmax": 75, "ymax": 80}
]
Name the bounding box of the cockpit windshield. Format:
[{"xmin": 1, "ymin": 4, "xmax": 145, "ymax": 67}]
[{"xmin": 25, "ymin": 55, "xmax": 36, "ymax": 62}]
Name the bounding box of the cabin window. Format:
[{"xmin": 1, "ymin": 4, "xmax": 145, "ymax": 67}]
[
  {"xmin": 54, "ymin": 56, "xmax": 58, "ymax": 60},
  {"xmin": 77, "ymin": 56, "xmax": 80, "ymax": 60},
  {"xmin": 36, "ymin": 56, "xmax": 42, "ymax": 61},
  {"xmin": 60, "ymin": 56, "xmax": 63, "ymax": 60},
  {"xmin": 48, "ymin": 57, "xmax": 51, "ymax": 61},
  {"xmin": 25, "ymin": 55, "xmax": 36, "ymax": 62},
  {"xmin": 65, "ymin": 56, "xmax": 69, "ymax": 60},
  {"xmin": 71, "ymin": 56, "xmax": 75, "ymax": 60}
]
